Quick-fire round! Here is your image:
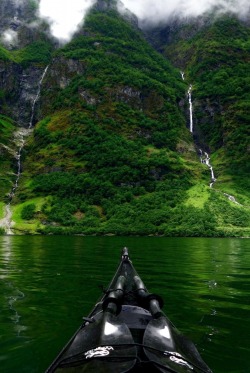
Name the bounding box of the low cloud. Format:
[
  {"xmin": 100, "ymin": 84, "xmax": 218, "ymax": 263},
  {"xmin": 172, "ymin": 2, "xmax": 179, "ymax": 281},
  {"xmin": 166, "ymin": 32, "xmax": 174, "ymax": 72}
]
[
  {"xmin": 2, "ymin": 29, "xmax": 18, "ymax": 47},
  {"xmin": 2, "ymin": 0, "xmax": 249, "ymax": 45},
  {"xmin": 122, "ymin": 0, "xmax": 250, "ymax": 26},
  {"xmin": 39, "ymin": 0, "xmax": 96, "ymax": 42},
  {"xmin": 38, "ymin": 0, "xmax": 250, "ymax": 41}
]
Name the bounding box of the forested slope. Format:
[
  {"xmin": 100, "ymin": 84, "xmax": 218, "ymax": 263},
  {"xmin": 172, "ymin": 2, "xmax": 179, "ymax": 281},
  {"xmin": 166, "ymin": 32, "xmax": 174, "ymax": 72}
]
[
  {"xmin": 159, "ymin": 15, "xmax": 250, "ymax": 195},
  {"xmin": 0, "ymin": 5, "xmax": 249, "ymax": 236}
]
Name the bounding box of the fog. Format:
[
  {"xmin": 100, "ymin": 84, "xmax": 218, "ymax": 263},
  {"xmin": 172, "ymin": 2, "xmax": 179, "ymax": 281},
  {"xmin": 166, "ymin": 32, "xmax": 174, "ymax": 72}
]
[
  {"xmin": 122, "ymin": 0, "xmax": 250, "ymax": 25},
  {"xmin": 38, "ymin": 0, "xmax": 96, "ymax": 42},
  {"xmin": 2, "ymin": 0, "xmax": 249, "ymax": 43},
  {"xmin": 38, "ymin": 0, "xmax": 250, "ymax": 40}
]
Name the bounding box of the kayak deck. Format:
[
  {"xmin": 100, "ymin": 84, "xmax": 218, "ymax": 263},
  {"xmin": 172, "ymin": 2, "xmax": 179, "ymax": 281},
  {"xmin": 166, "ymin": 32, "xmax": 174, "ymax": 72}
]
[{"xmin": 46, "ymin": 248, "xmax": 213, "ymax": 373}]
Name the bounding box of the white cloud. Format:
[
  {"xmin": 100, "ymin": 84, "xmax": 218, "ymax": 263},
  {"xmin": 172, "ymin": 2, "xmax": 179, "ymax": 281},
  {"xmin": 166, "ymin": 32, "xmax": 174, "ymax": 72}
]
[
  {"xmin": 2, "ymin": 29, "xmax": 18, "ymax": 47},
  {"xmin": 39, "ymin": 0, "xmax": 96, "ymax": 42},
  {"xmin": 36, "ymin": 0, "xmax": 250, "ymax": 41},
  {"xmin": 122, "ymin": 0, "xmax": 250, "ymax": 25}
]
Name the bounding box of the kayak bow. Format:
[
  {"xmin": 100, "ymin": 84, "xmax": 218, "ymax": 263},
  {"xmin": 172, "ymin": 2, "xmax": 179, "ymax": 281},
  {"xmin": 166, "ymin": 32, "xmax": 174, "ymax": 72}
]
[{"xmin": 46, "ymin": 248, "xmax": 213, "ymax": 373}]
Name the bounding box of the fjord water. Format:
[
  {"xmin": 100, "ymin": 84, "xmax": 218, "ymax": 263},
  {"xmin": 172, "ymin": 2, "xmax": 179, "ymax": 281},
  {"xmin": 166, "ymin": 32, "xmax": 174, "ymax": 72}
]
[{"xmin": 0, "ymin": 236, "xmax": 249, "ymax": 373}]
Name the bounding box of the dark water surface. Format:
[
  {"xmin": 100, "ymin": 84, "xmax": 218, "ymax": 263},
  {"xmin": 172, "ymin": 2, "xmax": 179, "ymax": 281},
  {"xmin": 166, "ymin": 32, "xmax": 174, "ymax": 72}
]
[{"xmin": 0, "ymin": 236, "xmax": 249, "ymax": 373}]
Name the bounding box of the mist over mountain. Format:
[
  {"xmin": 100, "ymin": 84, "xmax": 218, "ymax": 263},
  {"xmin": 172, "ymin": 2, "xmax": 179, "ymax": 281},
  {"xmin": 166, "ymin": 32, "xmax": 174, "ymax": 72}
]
[
  {"xmin": 0, "ymin": 0, "xmax": 249, "ymax": 236},
  {"xmin": 122, "ymin": 0, "xmax": 250, "ymax": 27},
  {"xmin": 1, "ymin": 0, "xmax": 249, "ymax": 44}
]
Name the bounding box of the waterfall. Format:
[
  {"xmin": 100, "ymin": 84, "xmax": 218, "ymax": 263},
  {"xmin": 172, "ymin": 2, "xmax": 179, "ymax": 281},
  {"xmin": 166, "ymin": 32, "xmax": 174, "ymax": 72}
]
[
  {"xmin": 183, "ymin": 74, "xmax": 244, "ymax": 201},
  {"xmin": 199, "ymin": 150, "xmax": 216, "ymax": 188},
  {"xmin": 223, "ymin": 193, "xmax": 242, "ymax": 206},
  {"xmin": 0, "ymin": 66, "xmax": 48, "ymax": 234},
  {"xmin": 29, "ymin": 65, "xmax": 49, "ymax": 129},
  {"xmin": 181, "ymin": 73, "xmax": 217, "ymax": 188},
  {"xmin": 188, "ymin": 85, "xmax": 193, "ymax": 133}
]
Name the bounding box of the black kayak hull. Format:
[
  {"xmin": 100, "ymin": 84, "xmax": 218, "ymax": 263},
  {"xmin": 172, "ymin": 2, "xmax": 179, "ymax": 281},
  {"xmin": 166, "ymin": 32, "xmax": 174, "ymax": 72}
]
[{"xmin": 46, "ymin": 248, "xmax": 213, "ymax": 373}]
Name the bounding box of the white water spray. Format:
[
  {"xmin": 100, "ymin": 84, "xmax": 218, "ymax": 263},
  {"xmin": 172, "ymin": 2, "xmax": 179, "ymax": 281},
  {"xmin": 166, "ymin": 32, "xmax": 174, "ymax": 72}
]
[
  {"xmin": 29, "ymin": 66, "xmax": 49, "ymax": 128},
  {"xmin": 0, "ymin": 66, "xmax": 49, "ymax": 234},
  {"xmin": 199, "ymin": 149, "xmax": 216, "ymax": 187},
  {"xmin": 223, "ymin": 193, "xmax": 242, "ymax": 206},
  {"xmin": 185, "ymin": 77, "xmax": 244, "ymax": 202},
  {"xmin": 188, "ymin": 85, "xmax": 193, "ymax": 133},
  {"xmin": 182, "ymin": 74, "xmax": 217, "ymax": 188}
]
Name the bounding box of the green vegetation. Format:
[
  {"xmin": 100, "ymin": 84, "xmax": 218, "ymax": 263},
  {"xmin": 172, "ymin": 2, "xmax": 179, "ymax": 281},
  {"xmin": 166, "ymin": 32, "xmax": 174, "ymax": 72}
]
[
  {"xmin": 0, "ymin": 46, "xmax": 11, "ymax": 61},
  {"xmin": 0, "ymin": 115, "xmax": 15, "ymax": 143},
  {"xmin": 12, "ymin": 41, "xmax": 53, "ymax": 66},
  {"xmin": 0, "ymin": 202, "xmax": 4, "ymax": 219},
  {"xmin": 164, "ymin": 16, "xmax": 250, "ymax": 188},
  {"xmin": 0, "ymin": 8, "xmax": 249, "ymax": 236},
  {"xmin": 0, "ymin": 115, "xmax": 16, "ymax": 199},
  {"xmin": 21, "ymin": 203, "xmax": 36, "ymax": 220},
  {"xmin": 0, "ymin": 40, "xmax": 52, "ymax": 65}
]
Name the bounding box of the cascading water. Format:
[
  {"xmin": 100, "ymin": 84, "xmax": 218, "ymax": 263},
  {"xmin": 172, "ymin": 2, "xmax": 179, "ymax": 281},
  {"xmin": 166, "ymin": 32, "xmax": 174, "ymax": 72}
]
[
  {"xmin": 182, "ymin": 71, "xmax": 217, "ymax": 187},
  {"xmin": 223, "ymin": 193, "xmax": 242, "ymax": 206},
  {"xmin": 187, "ymin": 85, "xmax": 193, "ymax": 133},
  {"xmin": 184, "ymin": 75, "xmax": 242, "ymax": 203},
  {"xmin": 182, "ymin": 74, "xmax": 242, "ymax": 204},
  {"xmin": 0, "ymin": 66, "xmax": 48, "ymax": 234},
  {"xmin": 199, "ymin": 150, "xmax": 216, "ymax": 188},
  {"xmin": 29, "ymin": 66, "xmax": 49, "ymax": 129}
]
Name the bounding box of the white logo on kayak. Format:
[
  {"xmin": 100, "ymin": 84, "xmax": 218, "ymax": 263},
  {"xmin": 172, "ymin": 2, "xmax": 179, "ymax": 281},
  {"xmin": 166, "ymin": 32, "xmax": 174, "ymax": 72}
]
[
  {"xmin": 85, "ymin": 346, "xmax": 114, "ymax": 359},
  {"xmin": 165, "ymin": 351, "xmax": 193, "ymax": 370}
]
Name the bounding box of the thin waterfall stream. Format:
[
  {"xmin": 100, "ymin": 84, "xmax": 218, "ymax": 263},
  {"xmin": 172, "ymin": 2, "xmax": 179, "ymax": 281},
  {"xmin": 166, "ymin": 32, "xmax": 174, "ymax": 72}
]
[
  {"xmin": 199, "ymin": 150, "xmax": 216, "ymax": 188},
  {"xmin": 187, "ymin": 85, "xmax": 193, "ymax": 133},
  {"xmin": 182, "ymin": 72, "xmax": 242, "ymax": 204},
  {"xmin": 0, "ymin": 66, "xmax": 48, "ymax": 234},
  {"xmin": 182, "ymin": 72, "xmax": 217, "ymax": 187}
]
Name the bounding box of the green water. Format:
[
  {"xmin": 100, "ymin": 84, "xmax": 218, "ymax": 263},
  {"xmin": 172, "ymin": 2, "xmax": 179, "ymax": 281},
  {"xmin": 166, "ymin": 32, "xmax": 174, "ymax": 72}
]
[{"xmin": 0, "ymin": 236, "xmax": 249, "ymax": 373}]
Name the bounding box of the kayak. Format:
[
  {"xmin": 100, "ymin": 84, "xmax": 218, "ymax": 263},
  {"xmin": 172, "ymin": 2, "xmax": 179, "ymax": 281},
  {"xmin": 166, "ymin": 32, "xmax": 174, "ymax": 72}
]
[{"xmin": 46, "ymin": 248, "xmax": 213, "ymax": 373}]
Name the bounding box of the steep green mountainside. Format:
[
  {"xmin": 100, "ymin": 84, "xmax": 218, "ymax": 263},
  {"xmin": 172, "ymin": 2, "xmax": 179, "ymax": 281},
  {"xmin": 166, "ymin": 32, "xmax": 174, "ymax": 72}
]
[
  {"xmin": 157, "ymin": 15, "xmax": 250, "ymax": 195},
  {"xmin": 0, "ymin": 114, "xmax": 15, "ymax": 200},
  {"xmin": 0, "ymin": 38, "xmax": 53, "ymax": 202},
  {"xmin": 0, "ymin": 6, "xmax": 249, "ymax": 236},
  {"xmin": 16, "ymin": 10, "xmax": 201, "ymax": 235}
]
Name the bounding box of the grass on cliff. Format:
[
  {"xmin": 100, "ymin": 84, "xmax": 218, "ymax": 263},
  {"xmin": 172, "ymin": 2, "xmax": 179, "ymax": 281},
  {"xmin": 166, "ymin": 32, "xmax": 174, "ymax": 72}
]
[
  {"xmin": 11, "ymin": 197, "xmax": 49, "ymax": 234},
  {"xmin": 0, "ymin": 40, "xmax": 53, "ymax": 66},
  {"xmin": 0, "ymin": 202, "xmax": 5, "ymax": 219},
  {"xmin": 164, "ymin": 15, "xmax": 250, "ymax": 190}
]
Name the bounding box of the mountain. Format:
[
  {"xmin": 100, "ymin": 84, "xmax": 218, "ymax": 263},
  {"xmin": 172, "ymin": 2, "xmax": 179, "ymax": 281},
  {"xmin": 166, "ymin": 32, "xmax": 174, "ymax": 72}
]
[
  {"xmin": 0, "ymin": 0, "xmax": 249, "ymax": 236},
  {"xmin": 146, "ymin": 15, "xmax": 250, "ymax": 176}
]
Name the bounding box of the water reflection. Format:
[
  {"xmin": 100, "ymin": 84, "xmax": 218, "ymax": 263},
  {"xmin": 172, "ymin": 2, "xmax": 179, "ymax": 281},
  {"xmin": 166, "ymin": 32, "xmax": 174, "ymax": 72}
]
[
  {"xmin": 0, "ymin": 236, "xmax": 249, "ymax": 373},
  {"xmin": 1, "ymin": 235, "xmax": 13, "ymax": 265}
]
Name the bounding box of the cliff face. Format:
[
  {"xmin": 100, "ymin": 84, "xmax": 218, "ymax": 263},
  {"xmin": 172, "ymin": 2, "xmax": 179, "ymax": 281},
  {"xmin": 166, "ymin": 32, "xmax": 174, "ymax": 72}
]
[
  {"xmin": 145, "ymin": 15, "xmax": 250, "ymax": 175},
  {"xmin": 0, "ymin": 2, "xmax": 249, "ymax": 236}
]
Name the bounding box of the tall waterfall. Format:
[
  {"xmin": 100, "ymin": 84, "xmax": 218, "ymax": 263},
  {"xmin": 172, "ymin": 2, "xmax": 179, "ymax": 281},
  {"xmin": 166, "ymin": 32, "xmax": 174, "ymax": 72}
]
[
  {"xmin": 180, "ymin": 72, "xmax": 244, "ymax": 203},
  {"xmin": 29, "ymin": 66, "xmax": 49, "ymax": 129},
  {"xmin": 180, "ymin": 71, "xmax": 193, "ymax": 133},
  {"xmin": 188, "ymin": 85, "xmax": 193, "ymax": 133},
  {"xmin": 0, "ymin": 66, "xmax": 48, "ymax": 234},
  {"xmin": 181, "ymin": 71, "xmax": 217, "ymax": 188}
]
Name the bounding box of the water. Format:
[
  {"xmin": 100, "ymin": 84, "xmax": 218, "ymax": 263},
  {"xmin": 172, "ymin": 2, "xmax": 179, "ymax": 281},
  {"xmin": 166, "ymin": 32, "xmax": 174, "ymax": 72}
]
[
  {"xmin": 0, "ymin": 236, "xmax": 249, "ymax": 373},
  {"xmin": 0, "ymin": 66, "xmax": 48, "ymax": 234},
  {"xmin": 188, "ymin": 85, "xmax": 193, "ymax": 133}
]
